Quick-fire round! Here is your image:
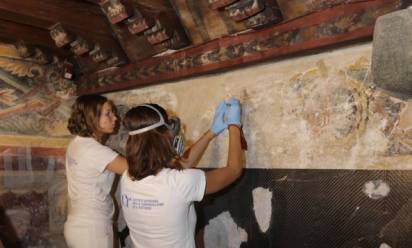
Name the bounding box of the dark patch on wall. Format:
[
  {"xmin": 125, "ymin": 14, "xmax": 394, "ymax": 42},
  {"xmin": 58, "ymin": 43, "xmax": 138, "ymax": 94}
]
[
  {"xmin": 195, "ymin": 169, "xmax": 412, "ymax": 248},
  {"xmin": 0, "ymin": 191, "xmax": 49, "ymax": 247},
  {"xmin": 0, "ymin": 145, "xmax": 67, "ymax": 247}
]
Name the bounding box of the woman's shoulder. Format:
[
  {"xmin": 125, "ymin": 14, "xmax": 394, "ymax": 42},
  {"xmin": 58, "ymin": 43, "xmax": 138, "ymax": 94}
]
[
  {"xmin": 67, "ymin": 136, "xmax": 117, "ymax": 164},
  {"xmin": 72, "ymin": 135, "xmax": 99, "ymax": 145},
  {"xmin": 161, "ymin": 167, "xmax": 202, "ymax": 176},
  {"xmin": 161, "ymin": 168, "xmax": 206, "ymax": 202},
  {"xmin": 69, "ymin": 136, "xmax": 112, "ymax": 153},
  {"xmin": 160, "ymin": 168, "xmax": 204, "ymax": 185}
]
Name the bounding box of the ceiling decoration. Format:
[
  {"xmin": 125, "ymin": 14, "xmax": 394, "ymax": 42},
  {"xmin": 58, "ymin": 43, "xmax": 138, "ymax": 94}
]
[
  {"xmin": 0, "ymin": 0, "xmax": 127, "ymax": 76},
  {"xmin": 78, "ymin": 0, "xmax": 402, "ymax": 94},
  {"xmin": 105, "ymin": 0, "xmax": 190, "ymax": 61},
  {"xmin": 0, "ymin": 0, "xmax": 408, "ymax": 95},
  {"xmin": 169, "ymin": 0, "xmax": 282, "ymax": 45}
]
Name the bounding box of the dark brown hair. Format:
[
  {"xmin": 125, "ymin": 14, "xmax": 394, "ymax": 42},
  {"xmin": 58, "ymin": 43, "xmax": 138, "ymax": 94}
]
[
  {"xmin": 67, "ymin": 94, "xmax": 110, "ymax": 138},
  {"xmin": 123, "ymin": 104, "xmax": 175, "ymax": 180}
]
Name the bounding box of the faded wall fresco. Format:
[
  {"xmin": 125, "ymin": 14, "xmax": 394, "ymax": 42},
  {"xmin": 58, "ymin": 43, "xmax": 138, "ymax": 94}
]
[
  {"xmin": 106, "ymin": 42, "xmax": 412, "ymax": 170},
  {"xmin": 0, "ymin": 43, "xmax": 75, "ymax": 136},
  {"xmin": 2, "ymin": 41, "xmax": 411, "ymax": 170},
  {"xmin": 105, "ymin": 43, "xmax": 412, "ymax": 247},
  {"xmin": 2, "ymin": 42, "xmax": 412, "ymax": 247},
  {"xmin": 0, "ymin": 137, "xmax": 69, "ymax": 247},
  {"xmin": 0, "ymin": 43, "xmax": 73, "ymax": 246}
]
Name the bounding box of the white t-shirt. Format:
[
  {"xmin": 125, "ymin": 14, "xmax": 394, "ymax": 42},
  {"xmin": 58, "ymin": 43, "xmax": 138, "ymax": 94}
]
[
  {"xmin": 65, "ymin": 136, "xmax": 118, "ymax": 222},
  {"xmin": 120, "ymin": 168, "xmax": 206, "ymax": 248}
]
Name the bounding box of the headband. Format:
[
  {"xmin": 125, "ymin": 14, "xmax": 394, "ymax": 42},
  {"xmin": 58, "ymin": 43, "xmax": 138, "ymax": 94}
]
[{"xmin": 128, "ymin": 104, "xmax": 171, "ymax": 135}]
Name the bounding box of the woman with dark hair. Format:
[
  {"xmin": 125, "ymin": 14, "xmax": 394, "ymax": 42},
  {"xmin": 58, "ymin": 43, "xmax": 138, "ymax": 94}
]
[
  {"xmin": 64, "ymin": 94, "xmax": 128, "ymax": 248},
  {"xmin": 120, "ymin": 98, "xmax": 244, "ymax": 248}
]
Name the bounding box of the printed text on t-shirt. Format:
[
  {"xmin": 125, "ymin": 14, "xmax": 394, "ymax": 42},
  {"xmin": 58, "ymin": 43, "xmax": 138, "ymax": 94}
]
[{"xmin": 121, "ymin": 194, "xmax": 164, "ymax": 210}]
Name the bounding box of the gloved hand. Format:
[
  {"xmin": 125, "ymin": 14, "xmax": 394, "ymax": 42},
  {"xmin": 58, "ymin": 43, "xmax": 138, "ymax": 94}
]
[
  {"xmin": 210, "ymin": 100, "xmax": 227, "ymax": 135},
  {"xmin": 225, "ymin": 98, "xmax": 241, "ymax": 126}
]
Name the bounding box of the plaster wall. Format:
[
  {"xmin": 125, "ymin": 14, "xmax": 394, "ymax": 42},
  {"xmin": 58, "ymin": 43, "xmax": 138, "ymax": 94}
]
[
  {"xmin": 0, "ymin": 136, "xmax": 68, "ymax": 247},
  {"xmin": 2, "ymin": 42, "xmax": 412, "ymax": 247},
  {"xmin": 106, "ymin": 42, "xmax": 412, "ymax": 170},
  {"xmin": 104, "ymin": 42, "xmax": 412, "ymax": 247}
]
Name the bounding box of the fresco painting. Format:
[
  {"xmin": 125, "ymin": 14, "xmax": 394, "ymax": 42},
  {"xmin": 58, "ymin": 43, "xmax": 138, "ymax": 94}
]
[
  {"xmin": 1, "ymin": 40, "xmax": 412, "ymax": 246},
  {"xmin": 0, "ymin": 44, "xmax": 75, "ymax": 136}
]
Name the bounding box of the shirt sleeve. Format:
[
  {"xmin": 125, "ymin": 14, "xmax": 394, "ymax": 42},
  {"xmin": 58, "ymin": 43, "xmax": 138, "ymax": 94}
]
[
  {"xmin": 175, "ymin": 169, "xmax": 206, "ymax": 203},
  {"xmin": 86, "ymin": 141, "xmax": 119, "ymax": 173}
]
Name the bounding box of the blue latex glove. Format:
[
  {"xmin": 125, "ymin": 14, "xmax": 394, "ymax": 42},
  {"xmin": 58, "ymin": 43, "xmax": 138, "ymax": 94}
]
[
  {"xmin": 225, "ymin": 98, "xmax": 241, "ymax": 126},
  {"xmin": 210, "ymin": 100, "xmax": 227, "ymax": 135}
]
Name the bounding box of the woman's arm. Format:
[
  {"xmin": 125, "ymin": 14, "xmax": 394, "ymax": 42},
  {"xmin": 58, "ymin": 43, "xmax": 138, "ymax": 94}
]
[
  {"xmin": 179, "ymin": 131, "xmax": 215, "ymax": 168},
  {"xmin": 106, "ymin": 155, "xmax": 128, "ymax": 175},
  {"xmin": 179, "ymin": 100, "xmax": 228, "ymax": 168},
  {"xmin": 205, "ymin": 125, "xmax": 243, "ymax": 194}
]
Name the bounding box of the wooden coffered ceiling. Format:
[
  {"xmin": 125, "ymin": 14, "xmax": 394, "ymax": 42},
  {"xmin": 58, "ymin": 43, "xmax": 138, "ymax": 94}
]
[{"xmin": 0, "ymin": 0, "xmax": 410, "ymax": 94}]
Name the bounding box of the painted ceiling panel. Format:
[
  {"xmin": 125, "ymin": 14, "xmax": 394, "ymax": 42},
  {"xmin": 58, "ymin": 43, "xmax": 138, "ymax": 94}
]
[
  {"xmin": 0, "ymin": 0, "xmax": 407, "ymax": 94},
  {"xmin": 79, "ymin": 0, "xmax": 402, "ymax": 94}
]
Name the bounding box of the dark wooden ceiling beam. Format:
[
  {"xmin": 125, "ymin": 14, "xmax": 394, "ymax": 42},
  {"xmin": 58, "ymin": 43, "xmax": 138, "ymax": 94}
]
[
  {"xmin": 0, "ymin": 0, "xmax": 111, "ymax": 36},
  {"xmin": 0, "ymin": 0, "xmax": 127, "ymax": 63},
  {"xmin": 78, "ymin": 0, "xmax": 402, "ymax": 94},
  {"xmin": 0, "ymin": 18, "xmax": 69, "ymax": 57},
  {"xmin": 0, "ymin": 9, "xmax": 51, "ymax": 28},
  {"xmin": 99, "ymin": 0, "xmax": 190, "ymax": 62}
]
